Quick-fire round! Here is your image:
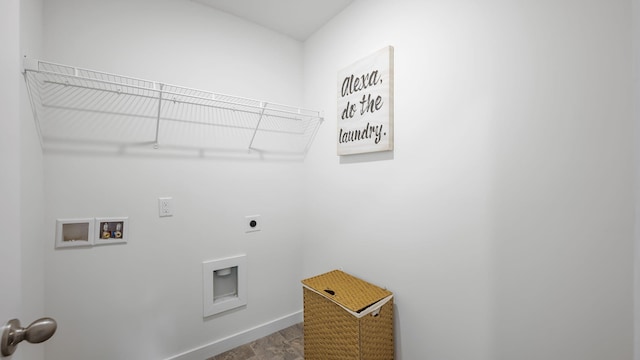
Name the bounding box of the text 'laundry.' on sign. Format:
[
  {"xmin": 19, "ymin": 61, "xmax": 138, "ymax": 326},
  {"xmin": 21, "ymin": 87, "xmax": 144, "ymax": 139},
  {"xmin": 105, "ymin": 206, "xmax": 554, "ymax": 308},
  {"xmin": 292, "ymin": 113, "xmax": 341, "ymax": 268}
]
[{"xmin": 337, "ymin": 46, "xmax": 394, "ymax": 156}]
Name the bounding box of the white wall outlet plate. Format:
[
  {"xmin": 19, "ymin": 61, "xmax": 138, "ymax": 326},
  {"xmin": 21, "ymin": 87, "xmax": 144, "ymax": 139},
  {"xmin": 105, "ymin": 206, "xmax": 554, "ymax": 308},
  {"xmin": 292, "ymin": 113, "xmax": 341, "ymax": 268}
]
[
  {"xmin": 158, "ymin": 197, "xmax": 173, "ymax": 217},
  {"xmin": 245, "ymin": 215, "xmax": 261, "ymax": 232}
]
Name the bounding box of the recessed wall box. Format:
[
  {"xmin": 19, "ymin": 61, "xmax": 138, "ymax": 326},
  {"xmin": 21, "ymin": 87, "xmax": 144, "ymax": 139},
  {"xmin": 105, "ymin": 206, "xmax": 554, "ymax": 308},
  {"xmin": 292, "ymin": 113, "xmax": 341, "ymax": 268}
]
[
  {"xmin": 55, "ymin": 218, "xmax": 94, "ymax": 248},
  {"xmin": 202, "ymin": 255, "xmax": 247, "ymax": 317},
  {"xmin": 94, "ymin": 217, "xmax": 129, "ymax": 245}
]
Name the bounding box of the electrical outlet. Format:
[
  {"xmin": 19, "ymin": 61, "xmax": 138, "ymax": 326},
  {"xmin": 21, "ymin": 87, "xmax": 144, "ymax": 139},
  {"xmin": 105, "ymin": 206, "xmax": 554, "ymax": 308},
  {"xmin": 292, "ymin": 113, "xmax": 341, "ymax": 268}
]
[
  {"xmin": 158, "ymin": 197, "xmax": 173, "ymax": 217},
  {"xmin": 245, "ymin": 215, "xmax": 261, "ymax": 232}
]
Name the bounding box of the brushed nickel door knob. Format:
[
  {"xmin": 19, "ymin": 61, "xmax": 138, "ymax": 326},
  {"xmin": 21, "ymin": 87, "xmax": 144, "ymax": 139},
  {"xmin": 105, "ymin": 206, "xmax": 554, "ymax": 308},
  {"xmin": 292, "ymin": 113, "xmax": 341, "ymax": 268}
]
[{"xmin": 1, "ymin": 317, "xmax": 57, "ymax": 356}]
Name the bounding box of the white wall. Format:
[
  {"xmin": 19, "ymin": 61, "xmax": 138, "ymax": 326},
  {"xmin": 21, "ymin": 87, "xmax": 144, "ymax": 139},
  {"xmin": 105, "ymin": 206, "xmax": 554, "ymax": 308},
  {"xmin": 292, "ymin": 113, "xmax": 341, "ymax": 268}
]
[
  {"xmin": 0, "ymin": 0, "xmax": 24, "ymax": 359},
  {"xmin": 20, "ymin": 0, "xmax": 46, "ymax": 359},
  {"xmin": 303, "ymin": 1, "xmax": 634, "ymax": 359},
  {"xmin": 0, "ymin": 1, "xmax": 45, "ymax": 360},
  {"xmin": 35, "ymin": 0, "xmax": 636, "ymax": 359},
  {"xmin": 42, "ymin": 1, "xmax": 306, "ymax": 359},
  {"xmin": 634, "ymin": 0, "xmax": 640, "ymax": 358}
]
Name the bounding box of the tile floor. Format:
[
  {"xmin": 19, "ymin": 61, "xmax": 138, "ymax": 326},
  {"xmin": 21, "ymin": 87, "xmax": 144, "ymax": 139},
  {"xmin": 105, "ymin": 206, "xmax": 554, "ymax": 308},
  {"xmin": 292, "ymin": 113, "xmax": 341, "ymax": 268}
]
[{"xmin": 207, "ymin": 323, "xmax": 304, "ymax": 360}]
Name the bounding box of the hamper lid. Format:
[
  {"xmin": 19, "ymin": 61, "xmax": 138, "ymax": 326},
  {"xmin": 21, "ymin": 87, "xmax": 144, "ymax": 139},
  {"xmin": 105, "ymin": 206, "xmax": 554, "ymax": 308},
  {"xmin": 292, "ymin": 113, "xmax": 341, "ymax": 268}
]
[{"xmin": 301, "ymin": 270, "xmax": 392, "ymax": 313}]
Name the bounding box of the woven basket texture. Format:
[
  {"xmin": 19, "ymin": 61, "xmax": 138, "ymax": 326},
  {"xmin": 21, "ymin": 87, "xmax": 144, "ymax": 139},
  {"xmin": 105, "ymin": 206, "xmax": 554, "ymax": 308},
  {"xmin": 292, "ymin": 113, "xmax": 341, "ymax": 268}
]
[
  {"xmin": 301, "ymin": 270, "xmax": 392, "ymax": 312},
  {"xmin": 360, "ymin": 296, "xmax": 394, "ymax": 360},
  {"xmin": 302, "ymin": 270, "xmax": 394, "ymax": 360}
]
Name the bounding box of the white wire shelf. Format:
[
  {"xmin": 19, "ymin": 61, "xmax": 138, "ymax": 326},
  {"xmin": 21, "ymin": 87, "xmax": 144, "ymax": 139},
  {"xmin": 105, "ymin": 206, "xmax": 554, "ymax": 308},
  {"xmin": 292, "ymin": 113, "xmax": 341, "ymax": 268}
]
[{"xmin": 22, "ymin": 58, "xmax": 323, "ymax": 157}]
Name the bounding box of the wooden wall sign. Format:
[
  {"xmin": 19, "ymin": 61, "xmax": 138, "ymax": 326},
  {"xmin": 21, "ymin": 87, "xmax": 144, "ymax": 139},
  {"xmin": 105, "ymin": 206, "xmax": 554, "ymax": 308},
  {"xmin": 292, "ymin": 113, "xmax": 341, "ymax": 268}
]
[{"xmin": 337, "ymin": 46, "xmax": 394, "ymax": 155}]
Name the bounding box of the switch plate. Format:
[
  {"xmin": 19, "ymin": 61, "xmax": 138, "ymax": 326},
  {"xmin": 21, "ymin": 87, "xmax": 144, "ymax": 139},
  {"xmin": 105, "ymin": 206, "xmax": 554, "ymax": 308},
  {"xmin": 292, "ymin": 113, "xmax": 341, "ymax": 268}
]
[
  {"xmin": 245, "ymin": 215, "xmax": 261, "ymax": 232},
  {"xmin": 158, "ymin": 197, "xmax": 173, "ymax": 217}
]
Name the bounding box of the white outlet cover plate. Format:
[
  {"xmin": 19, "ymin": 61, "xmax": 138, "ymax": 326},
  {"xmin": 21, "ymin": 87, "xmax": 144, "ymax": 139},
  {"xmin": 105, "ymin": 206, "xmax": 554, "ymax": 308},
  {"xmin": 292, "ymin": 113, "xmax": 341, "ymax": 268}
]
[
  {"xmin": 245, "ymin": 215, "xmax": 261, "ymax": 232},
  {"xmin": 158, "ymin": 197, "xmax": 173, "ymax": 217}
]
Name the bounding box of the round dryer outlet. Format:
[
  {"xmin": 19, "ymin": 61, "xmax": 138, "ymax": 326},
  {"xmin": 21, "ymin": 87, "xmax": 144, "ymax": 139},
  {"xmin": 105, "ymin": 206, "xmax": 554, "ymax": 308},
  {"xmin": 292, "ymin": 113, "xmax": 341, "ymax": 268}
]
[{"xmin": 245, "ymin": 215, "xmax": 261, "ymax": 232}]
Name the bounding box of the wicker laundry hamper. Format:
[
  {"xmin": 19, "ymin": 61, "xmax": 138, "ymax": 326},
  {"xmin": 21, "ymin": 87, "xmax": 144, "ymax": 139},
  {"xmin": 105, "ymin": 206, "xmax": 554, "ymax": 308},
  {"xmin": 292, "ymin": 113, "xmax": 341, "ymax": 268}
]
[{"xmin": 302, "ymin": 270, "xmax": 394, "ymax": 360}]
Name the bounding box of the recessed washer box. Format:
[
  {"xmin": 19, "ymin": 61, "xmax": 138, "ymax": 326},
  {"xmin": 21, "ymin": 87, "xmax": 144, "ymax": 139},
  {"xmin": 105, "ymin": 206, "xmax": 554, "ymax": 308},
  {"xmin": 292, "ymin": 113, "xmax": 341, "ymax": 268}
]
[
  {"xmin": 94, "ymin": 217, "xmax": 128, "ymax": 245},
  {"xmin": 202, "ymin": 255, "xmax": 247, "ymax": 317}
]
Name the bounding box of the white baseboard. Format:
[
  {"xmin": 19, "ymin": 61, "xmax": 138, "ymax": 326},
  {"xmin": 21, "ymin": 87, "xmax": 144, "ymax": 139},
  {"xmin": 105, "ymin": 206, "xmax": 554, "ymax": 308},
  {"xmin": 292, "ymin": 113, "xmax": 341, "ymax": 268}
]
[{"xmin": 164, "ymin": 311, "xmax": 303, "ymax": 360}]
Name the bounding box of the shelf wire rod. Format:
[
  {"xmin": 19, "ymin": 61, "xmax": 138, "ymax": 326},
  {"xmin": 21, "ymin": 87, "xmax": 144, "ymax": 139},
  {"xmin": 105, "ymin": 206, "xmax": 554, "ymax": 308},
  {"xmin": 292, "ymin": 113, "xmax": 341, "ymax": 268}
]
[
  {"xmin": 155, "ymin": 92, "xmax": 318, "ymax": 119},
  {"xmin": 81, "ymin": 81, "xmax": 111, "ymax": 114},
  {"xmin": 41, "ymin": 79, "xmax": 311, "ymax": 122},
  {"xmin": 43, "ymin": 77, "xmax": 77, "ymax": 106},
  {"xmin": 44, "ymin": 79, "xmax": 160, "ymax": 103},
  {"xmin": 37, "ymin": 71, "xmax": 246, "ymax": 108},
  {"xmin": 302, "ymin": 118, "xmax": 324, "ymax": 155},
  {"xmin": 38, "ymin": 72, "xmax": 318, "ymax": 119},
  {"xmin": 26, "ymin": 62, "xmax": 324, "ymax": 154},
  {"xmin": 248, "ymin": 102, "xmax": 267, "ymax": 152},
  {"xmin": 35, "ymin": 101, "xmax": 302, "ymax": 136},
  {"xmin": 154, "ymin": 83, "xmax": 164, "ymax": 149},
  {"xmin": 36, "ymin": 59, "xmax": 320, "ymax": 114},
  {"xmin": 32, "ymin": 60, "xmax": 157, "ymax": 88},
  {"xmin": 32, "ymin": 62, "xmax": 323, "ymax": 118},
  {"xmin": 41, "ymin": 79, "xmax": 320, "ymax": 127},
  {"xmin": 23, "ymin": 73, "xmax": 44, "ymax": 148},
  {"xmin": 35, "ymin": 70, "xmax": 148, "ymax": 90}
]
